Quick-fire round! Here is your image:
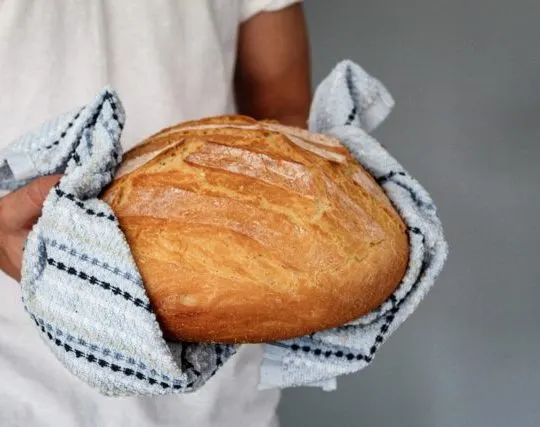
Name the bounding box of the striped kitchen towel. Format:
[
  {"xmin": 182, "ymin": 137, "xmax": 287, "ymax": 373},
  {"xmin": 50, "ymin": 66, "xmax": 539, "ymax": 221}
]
[{"xmin": 0, "ymin": 60, "xmax": 447, "ymax": 395}]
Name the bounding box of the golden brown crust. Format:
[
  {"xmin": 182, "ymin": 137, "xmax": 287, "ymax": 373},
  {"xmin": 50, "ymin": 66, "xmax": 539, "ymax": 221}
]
[{"xmin": 101, "ymin": 116, "xmax": 409, "ymax": 343}]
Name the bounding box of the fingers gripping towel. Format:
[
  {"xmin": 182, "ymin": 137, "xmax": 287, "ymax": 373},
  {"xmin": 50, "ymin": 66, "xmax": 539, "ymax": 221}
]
[{"xmin": 0, "ymin": 60, "xmax": 448, "ymax": 396}]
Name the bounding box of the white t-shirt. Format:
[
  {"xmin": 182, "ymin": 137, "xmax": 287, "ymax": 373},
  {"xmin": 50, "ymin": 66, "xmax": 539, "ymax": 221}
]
[{"xmin": 0, "ymin": 1, "xmax": 300, "ymax": 426}]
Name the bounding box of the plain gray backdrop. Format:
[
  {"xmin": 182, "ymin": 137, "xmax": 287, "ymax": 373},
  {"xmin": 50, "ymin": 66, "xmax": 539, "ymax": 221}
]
[{"xmin": 278, "ymin": 1, "xmax": 540, "ymax": 426}]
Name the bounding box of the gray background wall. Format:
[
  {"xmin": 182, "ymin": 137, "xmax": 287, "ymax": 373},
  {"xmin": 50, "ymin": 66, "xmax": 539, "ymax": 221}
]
[{"xmin": 278, "ymin": 1, "xmax": 540, "ymax": 426}]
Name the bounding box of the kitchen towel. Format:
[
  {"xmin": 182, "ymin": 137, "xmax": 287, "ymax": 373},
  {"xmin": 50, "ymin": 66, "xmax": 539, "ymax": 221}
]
[{"xmin": 0, "ymin": 60, "xmax": 447, "ymax": 396}]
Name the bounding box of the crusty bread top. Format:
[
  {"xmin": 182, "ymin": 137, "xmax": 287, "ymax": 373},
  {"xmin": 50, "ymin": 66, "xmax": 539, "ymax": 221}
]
[{"xmin": 102, "ymin": 115, "xmax": 409, "ymax": 344}]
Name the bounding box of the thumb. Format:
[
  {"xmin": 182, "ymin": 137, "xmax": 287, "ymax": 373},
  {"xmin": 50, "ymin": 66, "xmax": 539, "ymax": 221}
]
[{"xmin": 0, "ymin": 175, "xmax": 62, "ymax": 231}]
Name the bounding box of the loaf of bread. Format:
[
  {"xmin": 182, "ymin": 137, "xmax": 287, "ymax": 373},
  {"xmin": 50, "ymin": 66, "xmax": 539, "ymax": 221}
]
[{"xmin": 101, "ymin": 115, "xmax": 409, "ymax": 344}]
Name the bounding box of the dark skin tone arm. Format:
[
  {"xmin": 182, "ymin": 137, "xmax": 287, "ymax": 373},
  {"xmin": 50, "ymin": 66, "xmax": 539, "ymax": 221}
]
[{"xmin": 234, "ymin": 3, "xmax": 311, "ymax": 129}]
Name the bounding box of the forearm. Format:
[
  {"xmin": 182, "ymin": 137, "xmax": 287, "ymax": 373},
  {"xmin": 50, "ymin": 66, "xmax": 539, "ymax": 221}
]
[
  {"xmin": 235, "ymin": 82, "xmax": 310, "ymax": 128},
  {"xmin": 234, "ymin": 64, "xmax": 311, "ymax": 128},
  {"xmin": 234, "ymin": 3, "xmax": 311, "ymax": 129}
]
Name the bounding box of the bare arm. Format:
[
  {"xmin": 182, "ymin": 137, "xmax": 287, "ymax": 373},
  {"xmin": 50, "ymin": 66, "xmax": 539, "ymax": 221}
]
[{"xmin": 234, "ymin": 3, "xmax": 311, "ymax": 129}]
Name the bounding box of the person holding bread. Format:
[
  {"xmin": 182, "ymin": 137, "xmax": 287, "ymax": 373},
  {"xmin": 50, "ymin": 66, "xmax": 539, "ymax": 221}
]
[{"xmin": 0, "ymin": 2, "xmax": 311, "ymax": 426}]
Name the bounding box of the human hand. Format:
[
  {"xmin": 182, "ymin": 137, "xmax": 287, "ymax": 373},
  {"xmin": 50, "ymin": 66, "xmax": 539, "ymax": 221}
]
[{"xmin": 0, "ymin": 175, "xmax": 61, "ymax": 281}]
